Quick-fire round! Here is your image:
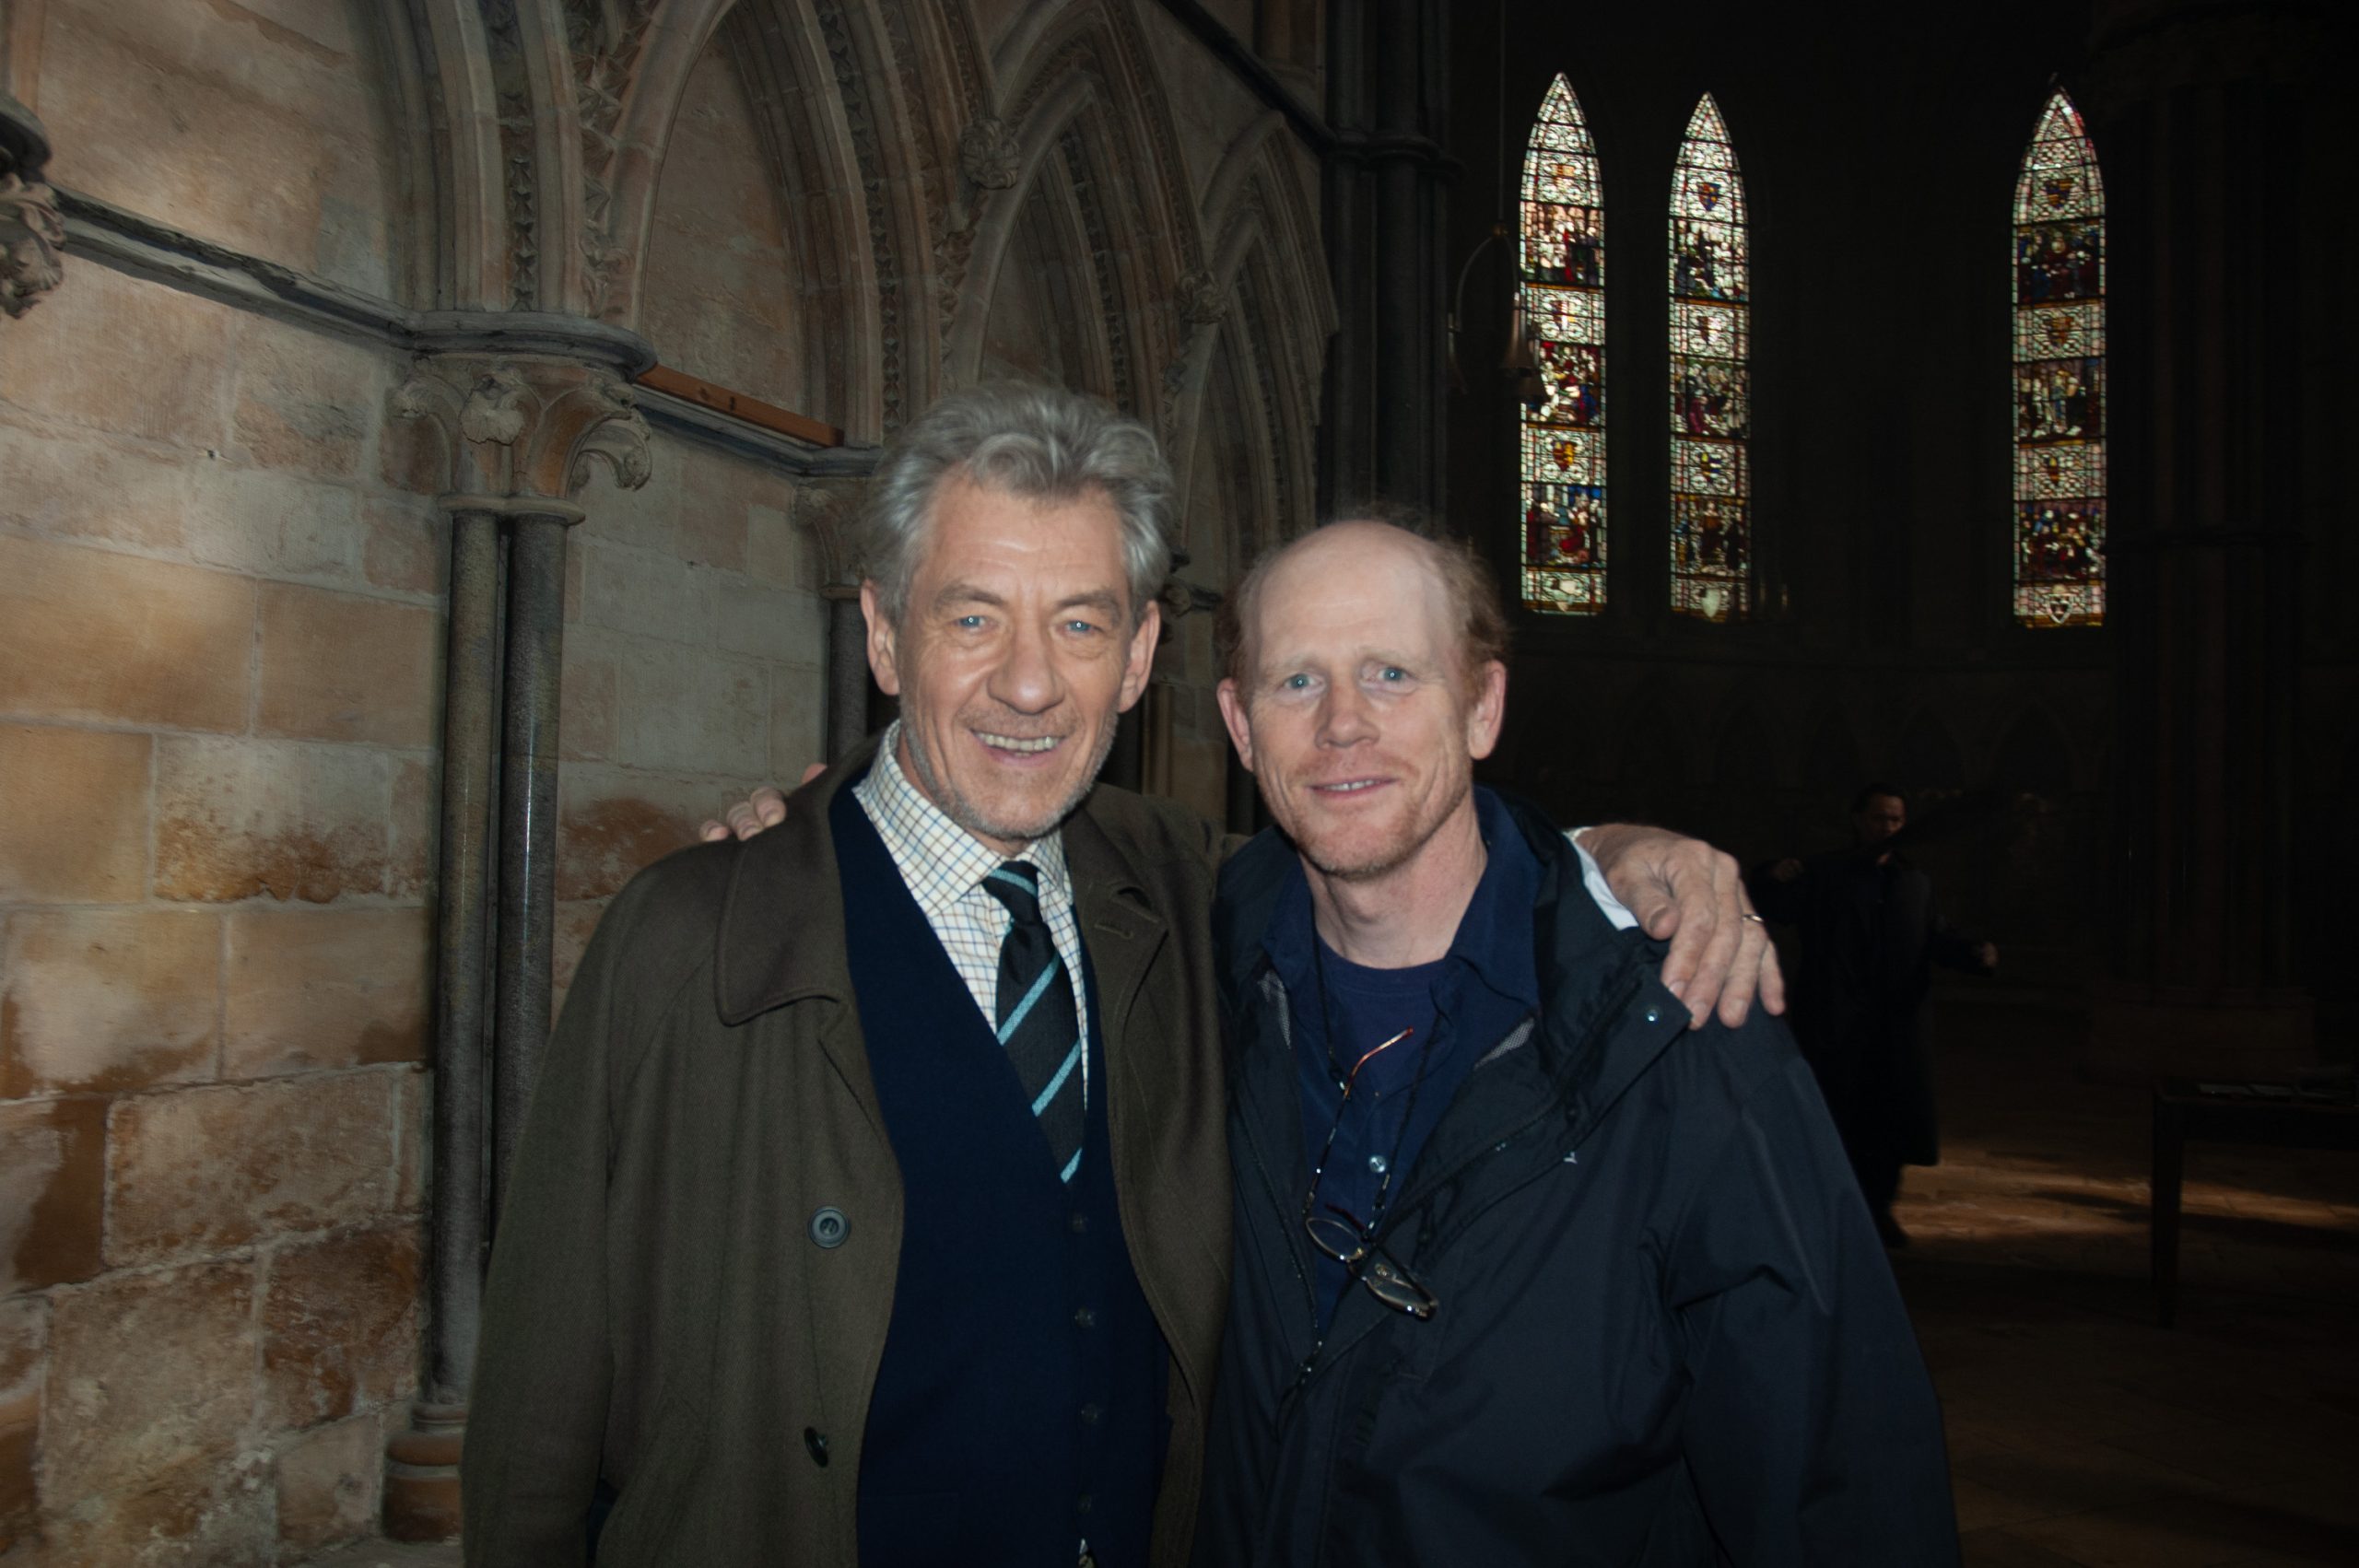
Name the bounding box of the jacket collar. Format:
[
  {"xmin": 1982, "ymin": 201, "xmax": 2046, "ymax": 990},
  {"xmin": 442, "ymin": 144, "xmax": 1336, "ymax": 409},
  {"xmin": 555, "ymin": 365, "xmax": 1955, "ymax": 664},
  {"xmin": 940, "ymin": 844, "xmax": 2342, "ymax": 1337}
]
[
  {"xmin": 1218, "ymin": 789, "xmax": 1691, "ymax": 1137},
  {"xmin": 714, "ymin": 734, "xmax": 877, "ymax": 1025}
]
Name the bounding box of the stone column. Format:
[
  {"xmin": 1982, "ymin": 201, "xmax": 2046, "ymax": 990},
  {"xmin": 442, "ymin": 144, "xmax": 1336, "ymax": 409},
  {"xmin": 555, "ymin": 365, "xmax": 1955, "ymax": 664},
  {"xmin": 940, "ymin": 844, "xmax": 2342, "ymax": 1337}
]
[
  {"xmin": 383, "ymin": 346, "xmax": 651, "ymax": 1539},
  {"xmin": 2083, "ymin": 1, "xmax": 2323, "ymax": 1081},
  {"xmin": 1320, "ymin": 0, "xmax": 1450, "ymax": 515},
  {"xmin": 826, "ymin": 584, "xmax": 870, "ymax": 761}
]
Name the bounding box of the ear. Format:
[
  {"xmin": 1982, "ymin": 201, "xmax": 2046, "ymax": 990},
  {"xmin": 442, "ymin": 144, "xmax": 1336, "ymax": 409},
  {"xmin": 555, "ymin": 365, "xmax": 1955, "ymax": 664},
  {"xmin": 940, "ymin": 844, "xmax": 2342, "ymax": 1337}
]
[
  {"xmin": 861, "ymin": 580, "xmax": 901, "ymax": 697},
  {"xmin": 1115, "ymin": 600, "xmax": 1160, "ymax": 713},
  {"xmin": 1215, "ymin": 678, "xmax": 1255, "ymax": 772},
  {"xmin": 1464, "ymin": 660, "xmax": 1508, "ymax": 762}
]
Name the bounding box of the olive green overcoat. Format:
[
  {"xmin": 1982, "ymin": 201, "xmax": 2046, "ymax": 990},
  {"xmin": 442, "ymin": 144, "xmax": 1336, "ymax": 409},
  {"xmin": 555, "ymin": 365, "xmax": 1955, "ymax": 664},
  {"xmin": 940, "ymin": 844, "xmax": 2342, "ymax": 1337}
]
[{"xmin": 462, "ymin": 750, "xmax": 1233, "ymax": 1566}]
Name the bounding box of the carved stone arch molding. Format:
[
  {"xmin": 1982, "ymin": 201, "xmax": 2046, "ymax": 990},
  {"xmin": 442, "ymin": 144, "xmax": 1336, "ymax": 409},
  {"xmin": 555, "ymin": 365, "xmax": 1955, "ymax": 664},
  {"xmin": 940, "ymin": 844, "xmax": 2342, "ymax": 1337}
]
[
  {"xmin": 945, "ymin": 0, "xmax": 1203, "ymax": 415},
  {"xmin": 1164, "ymin": 110, "xmax": 1334, "ymax": 556}
]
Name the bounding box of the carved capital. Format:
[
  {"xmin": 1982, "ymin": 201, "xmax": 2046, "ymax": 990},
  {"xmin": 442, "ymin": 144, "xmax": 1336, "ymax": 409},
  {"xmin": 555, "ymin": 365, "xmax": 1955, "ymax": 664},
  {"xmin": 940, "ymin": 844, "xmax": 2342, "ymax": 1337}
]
[
  {"xmin": 0, "ymin": 172, "xmax": 64, "ymax": 319},
  {"xmin": 394, "ymin": 355, "xmax": 652, "ymax": 507},
  {"xmin": 792, "ymin": 476, "xmax": 866, "ymax": 587},
  {"xmin": 958, "ymin": 115, "xmax": 1021, "ymax": 191}
]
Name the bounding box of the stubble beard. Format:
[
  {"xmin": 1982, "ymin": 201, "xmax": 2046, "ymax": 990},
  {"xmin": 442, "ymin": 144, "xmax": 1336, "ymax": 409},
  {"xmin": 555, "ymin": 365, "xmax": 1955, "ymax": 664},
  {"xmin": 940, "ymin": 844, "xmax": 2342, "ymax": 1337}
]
[
  {"xmin": 1288, "ymin": 768, "xmax": 1473, "ymax": 885},
  {"xmin": 901, "ymin": 707, "xmax": 1124, "ymax": 847}
]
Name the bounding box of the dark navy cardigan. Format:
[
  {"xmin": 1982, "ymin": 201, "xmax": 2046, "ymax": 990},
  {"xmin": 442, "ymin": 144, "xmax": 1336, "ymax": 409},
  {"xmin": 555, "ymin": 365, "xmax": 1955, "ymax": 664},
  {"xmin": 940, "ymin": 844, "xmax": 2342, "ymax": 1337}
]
[{"xmin": 833, "ymin": 785, "xmax": 1167, "ymax": 1568}]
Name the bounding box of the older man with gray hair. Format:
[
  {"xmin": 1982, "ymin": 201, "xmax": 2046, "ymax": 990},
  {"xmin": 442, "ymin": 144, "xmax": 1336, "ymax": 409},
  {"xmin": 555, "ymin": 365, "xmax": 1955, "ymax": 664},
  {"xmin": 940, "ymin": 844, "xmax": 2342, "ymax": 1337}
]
[{"xmin": 464, "ymin": 384, "xmax": 1777, "ymax": 1568}]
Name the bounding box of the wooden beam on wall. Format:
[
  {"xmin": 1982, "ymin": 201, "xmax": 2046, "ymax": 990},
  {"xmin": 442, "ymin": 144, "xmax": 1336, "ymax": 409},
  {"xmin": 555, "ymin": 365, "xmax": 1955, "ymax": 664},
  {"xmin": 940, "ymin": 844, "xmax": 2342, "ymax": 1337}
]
[{"xmin": 635, "ymin": 364, "xmax": 845, "ymax": 449}]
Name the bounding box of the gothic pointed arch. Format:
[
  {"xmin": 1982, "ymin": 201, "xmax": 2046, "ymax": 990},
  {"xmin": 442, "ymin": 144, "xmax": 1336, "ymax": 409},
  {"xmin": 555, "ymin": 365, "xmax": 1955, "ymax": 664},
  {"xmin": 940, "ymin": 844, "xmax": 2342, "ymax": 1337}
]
[
  {"xmin": 1517, "ymin": 73, "xmax": 1607, "ymax": 614},
  {"xmin": 1667, "ymin": 91, "xmax": 1751, "ymax": 622},
  {"xmin": 945, "ymin": 0, "xmax": 1204, "ymax": 416},
  {"xmin": 1161, "ymin": 110, "xmax": 1332, "ymax": 568},
  {"xmin": 2012, "ymin": 88, "xmax": 2106, "ymax": 627}
]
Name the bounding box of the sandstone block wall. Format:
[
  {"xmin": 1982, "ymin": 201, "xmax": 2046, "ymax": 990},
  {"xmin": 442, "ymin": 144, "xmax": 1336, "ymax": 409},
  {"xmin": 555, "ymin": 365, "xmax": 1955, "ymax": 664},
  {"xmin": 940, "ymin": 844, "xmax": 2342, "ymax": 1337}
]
[{"xmin": 0, "ymin": 6, "xmax": 829, "ymax": 1561}]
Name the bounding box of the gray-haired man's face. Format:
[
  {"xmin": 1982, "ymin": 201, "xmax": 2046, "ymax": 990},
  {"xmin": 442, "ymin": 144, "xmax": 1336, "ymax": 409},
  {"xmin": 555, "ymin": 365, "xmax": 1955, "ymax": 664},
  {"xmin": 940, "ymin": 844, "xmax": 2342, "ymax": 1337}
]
[{"xmin": 863, "ymin": 476, "xmax": 1160, "ymax": 853}]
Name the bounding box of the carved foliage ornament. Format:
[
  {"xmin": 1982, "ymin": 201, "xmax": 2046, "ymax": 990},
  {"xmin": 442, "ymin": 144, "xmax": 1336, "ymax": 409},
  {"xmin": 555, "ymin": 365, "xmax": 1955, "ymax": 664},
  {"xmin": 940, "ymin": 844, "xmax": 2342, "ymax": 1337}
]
[
  {"xmin": 959, "ymin": 116, "xmax": 1020, "ymax": 191},
  {"xmin": 394, "ymin": 356, "xmax": 653, "ymax": 503},
  {"xmin": 0, "ymin": 173, "xmax": 65, "ymax": 319}
]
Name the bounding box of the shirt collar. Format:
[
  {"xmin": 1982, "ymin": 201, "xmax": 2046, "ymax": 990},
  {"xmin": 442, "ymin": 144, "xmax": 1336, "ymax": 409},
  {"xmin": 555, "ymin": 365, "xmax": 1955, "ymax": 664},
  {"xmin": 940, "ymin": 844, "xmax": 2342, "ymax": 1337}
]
[
  {"xmin": 1260, "ymin": 785, "xmax": 1542, "ymax": 1012},
  {"xmin": 853, "ymin": 720, "xmax": 1073, "ymax": 917}
]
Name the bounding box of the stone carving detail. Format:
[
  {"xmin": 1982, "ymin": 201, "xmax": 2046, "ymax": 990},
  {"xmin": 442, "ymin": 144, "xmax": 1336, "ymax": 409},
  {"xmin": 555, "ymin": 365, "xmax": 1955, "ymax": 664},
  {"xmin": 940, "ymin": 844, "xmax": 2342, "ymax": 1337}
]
[
  {"xmin": 1059, "ymin": 126, "xmax": 1137, "ymax": 418},
  {"xmin": 566, "ymin": 0, "xmax": 660, "ymax": 319},
  {"xmin": 394, "ymin": 356, "xmax": 652, "ymax": 504},
  {"xmin": 959, "ymin": 116, "xmax": 1020, "ymax": 190},
  {"xmin": 0, "ymin": 172, "xmax": 65, "ymax": 319},
  {"xmin": 480, "ymin": 0, "xmax": 539, "ymax": 310},
  {"xmin": 814, "ymin": 0, "xmax": 907, "ymax": 430},
  {"xmin": 1177, "ymin": 269, "xmax": 1230, "ymax": 328}
]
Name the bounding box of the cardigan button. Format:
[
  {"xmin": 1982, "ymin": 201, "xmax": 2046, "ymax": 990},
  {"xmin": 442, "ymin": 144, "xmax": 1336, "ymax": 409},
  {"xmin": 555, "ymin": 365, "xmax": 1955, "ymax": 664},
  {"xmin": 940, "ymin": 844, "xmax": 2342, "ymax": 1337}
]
[
  {"xmin": 804, "ymin": 1427, "xmax": 829, "ymax": 1467},
  {"xmin": 808, "ymin": 1207, "xmax": 849, "ymax": 1248}
]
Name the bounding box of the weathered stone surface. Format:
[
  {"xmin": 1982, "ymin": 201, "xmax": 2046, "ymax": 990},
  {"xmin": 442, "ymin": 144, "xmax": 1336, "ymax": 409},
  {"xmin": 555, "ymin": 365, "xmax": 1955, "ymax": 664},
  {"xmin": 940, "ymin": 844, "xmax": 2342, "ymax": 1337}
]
[
  {"xmin": 1, "ymin": 909, "xmax": 221, "ymax": 1097},
  {"xmin": 154, "ymin": 736, "xmax": 393, "ymax": 904},
  {"xmin": 745, "ymin": 498, "xmax": 815, "ymax": 590},
  {"xmin": 276, "ymin": 1411, "xmax": 382, "ymax": 1556},
  {"xmin": 0, "ymin": 1099, "xmax": 105, "ymax": 1293},
  {"xmin": 107, "ymin": 1072, "xmax": 399, "ymax": 1264},
  {"xmin": 714, "ymin": 579, "xmax": 826, "ymax": 667},
  {"xmin": 261, "ymin": 1224, "xmax": 419, "ymax": 1432},
  {"xmin": 616, "ymin": 641, "xmax": 768, "ymax": 778},
  {"xmin": 42, "ymin": 1258, "xmax": 268, "ymax": 1568},
  {"xmin": 229, "ymin": 317, "xmax": 379, "ymax": 478},
  {"xmin": 0, "ymin": 261, "xmax": 235, "ymax": 450},
  {"xmin": 560, "ymin": 635, "xmax": 620, "ymax": 762},
  {"xmin": 581, "ymin": 539, "xmax": 712, "ymax": 646},
  {"xmin": 40, "ymin": 0, "xmax": 400, "ymax": 297},
  {"xmin": 362, "ymin": 499, "xmax": 443, "ymax": 597},
  {"xmin": 770, "ymin": 667, "xmax": 827, "ymax": 784},
  {"xmin": 555, "ymin": 766, "xmax": 714, "ymax": 902},
  {"xmin": 640, "ymin": 45, "xmax": 799, "ymax": 402},
  {"xmin": 223, "ymin": 907, "xmax": 429, "ymax": 1079},
  {"xmin": 0, "ymin": 725, "xmax": 152, "ymax": 904},
  {"xmin": 0, "ymin": 535, "xmax": 253, "ymax": 732},
  {"xmin": 0, "ymin": 1296, "xmax": 45, "ymax": 1554},
  {"xmin": 0, "ymin": 424, "xmax": 198, "ymax": 555},
  {"xmin": 387, "ymin": 758, "xmax": 436, "ymax": 903},
  {"xmin": 394, "ymin": 1066, "xmax": 426, "ymax": 1213},
  {"xmin": 182, "ymin": 465, "xmax": 360, "ymax": 584},
  {"xmin": 257, "ymin": 583, "xmax": 440, "ymax": 748}
]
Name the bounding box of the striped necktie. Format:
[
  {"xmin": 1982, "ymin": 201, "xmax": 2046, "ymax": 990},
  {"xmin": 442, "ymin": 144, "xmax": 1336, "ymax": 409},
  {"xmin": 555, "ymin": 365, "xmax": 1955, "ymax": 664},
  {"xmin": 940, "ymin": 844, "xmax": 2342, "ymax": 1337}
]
[{"xmin": 982, "ymin": 861, "xmax": 1086, "ymax": 1183}]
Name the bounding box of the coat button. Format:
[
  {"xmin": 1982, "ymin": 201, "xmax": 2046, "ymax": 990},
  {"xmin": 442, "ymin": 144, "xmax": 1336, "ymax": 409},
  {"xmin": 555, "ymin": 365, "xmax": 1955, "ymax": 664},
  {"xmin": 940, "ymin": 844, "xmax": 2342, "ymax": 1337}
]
[
  {"xmin": 1078, "ymin": 1403, "xmax": 1102, "ymax": 1426},
  {"xmin": 808, "ymin": 1207, "xmax": 849, "ymax": 1248},
  {"xmin": 1068, "ymin": 1211, "xmax": 1088, "ymax": 1234},
  {"xmin": 804, "ymin": 1427, "xmax": 829, "ymax": 1467},
  {"xmin": 1074, "ymin": 1307, "xmax": 1097, "ymax": 1328},
  {"xmin": 1643, "ymin": 1007, "xmax": 1661, "ymax": 1024}
]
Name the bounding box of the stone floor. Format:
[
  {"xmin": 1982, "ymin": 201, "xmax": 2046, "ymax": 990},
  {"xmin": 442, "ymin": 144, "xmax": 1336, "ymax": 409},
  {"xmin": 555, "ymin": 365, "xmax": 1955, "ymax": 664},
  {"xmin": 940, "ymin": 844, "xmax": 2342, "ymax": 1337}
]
[
  {"xmin": 1895, "ymin": 992, "xmax": 2359, "ymax": 1567},
  {"xmin": 301, "ymin": 993, "xmax": 2358, "ymax": 1567}
]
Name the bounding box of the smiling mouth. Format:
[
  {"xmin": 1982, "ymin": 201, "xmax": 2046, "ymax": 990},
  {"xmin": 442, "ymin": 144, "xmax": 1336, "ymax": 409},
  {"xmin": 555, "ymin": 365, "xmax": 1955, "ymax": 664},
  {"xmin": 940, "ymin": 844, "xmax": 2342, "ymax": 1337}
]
[
  {"xmin": 978, "ymin": 731, "xmax": 1063, "ymax": 755},
  {"xmin": 1310, "ymin": 778, "xmax": 1388, "ymax": 794}
]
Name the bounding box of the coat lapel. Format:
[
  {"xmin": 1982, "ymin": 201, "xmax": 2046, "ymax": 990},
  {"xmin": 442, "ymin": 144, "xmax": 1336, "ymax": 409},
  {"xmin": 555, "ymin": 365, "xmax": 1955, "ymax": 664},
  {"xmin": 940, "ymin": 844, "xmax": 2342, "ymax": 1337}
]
[{"xmin": 712, "ymin": 737, "xmax": 882, "ymax": 1135}]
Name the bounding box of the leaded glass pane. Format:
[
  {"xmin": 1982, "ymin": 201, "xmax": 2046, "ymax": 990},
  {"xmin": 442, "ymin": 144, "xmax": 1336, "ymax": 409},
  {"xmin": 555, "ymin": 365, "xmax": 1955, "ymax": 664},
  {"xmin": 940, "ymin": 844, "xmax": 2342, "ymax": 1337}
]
[
  {"xmin": 1520, "ymin": 75, "xmax": 1607, "ymax": 614},
  {"xmin": 1668, "ymin": 93, "xmax": 1750, "ymax": 622},
  {"xmin": 2013, "ymin": 90, "xmax": 2106, "ymax": 626}
]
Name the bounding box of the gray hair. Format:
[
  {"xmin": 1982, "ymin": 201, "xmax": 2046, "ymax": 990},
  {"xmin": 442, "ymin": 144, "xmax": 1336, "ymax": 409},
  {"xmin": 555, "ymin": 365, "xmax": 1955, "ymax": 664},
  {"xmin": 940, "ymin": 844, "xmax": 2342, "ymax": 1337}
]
[{"xmin": 856, "ymin": 383, "xmax": 1176, "ymax": 626}]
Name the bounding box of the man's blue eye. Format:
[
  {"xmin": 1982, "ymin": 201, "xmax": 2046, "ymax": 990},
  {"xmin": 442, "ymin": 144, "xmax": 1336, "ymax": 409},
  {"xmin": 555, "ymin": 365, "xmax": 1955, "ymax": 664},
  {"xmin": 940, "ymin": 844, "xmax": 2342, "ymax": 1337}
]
[
  {"xmin": 1283, "ymin": 673, "xmax": 1310, "ymax": 690},
  {"xmin": 1065, "ymin": 619, "xmax": 1098, "ymax": 635},
  {"xmin": 956, "ymin": 614, "xmax": 986, "ymax": 629},
  {"xmin": 1379, "ymin": 666, "xmax": 1407, "ymax": 682}
]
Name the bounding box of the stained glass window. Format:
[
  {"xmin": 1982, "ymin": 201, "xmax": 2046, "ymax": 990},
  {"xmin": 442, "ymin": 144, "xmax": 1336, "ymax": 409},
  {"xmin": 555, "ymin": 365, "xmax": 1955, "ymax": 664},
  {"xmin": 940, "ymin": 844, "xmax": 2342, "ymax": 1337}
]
[
  {"xmin": 1667, "ymin": 94, "xmax": 1750, "ymax": 622},
  {"xmin": 1519, "ymin": 76, "xmax": 1607, "ymax": 614},
  {"xmin": 2012, "ymin": 90, "xmax": 2105, "ymax": 627}
]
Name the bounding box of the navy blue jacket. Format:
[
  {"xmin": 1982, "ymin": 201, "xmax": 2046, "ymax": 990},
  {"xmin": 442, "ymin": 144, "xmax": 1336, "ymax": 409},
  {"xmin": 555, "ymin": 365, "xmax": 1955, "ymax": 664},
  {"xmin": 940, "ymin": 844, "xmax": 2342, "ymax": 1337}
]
[{"xmin": 1196, "ymin": 795, "xmax": 1960, "ymax": 1566}]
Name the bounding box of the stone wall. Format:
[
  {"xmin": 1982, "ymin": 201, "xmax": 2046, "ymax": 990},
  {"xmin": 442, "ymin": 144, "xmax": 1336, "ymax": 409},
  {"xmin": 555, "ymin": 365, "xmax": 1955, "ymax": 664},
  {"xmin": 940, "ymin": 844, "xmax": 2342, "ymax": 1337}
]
[
  {"xmin": 0, "ymin": 0, "xmax": 1332, "ymax": 1560},
  {"xmin": 0, "ymin": 246, "xmax": 437, "ymax": 1567}
]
